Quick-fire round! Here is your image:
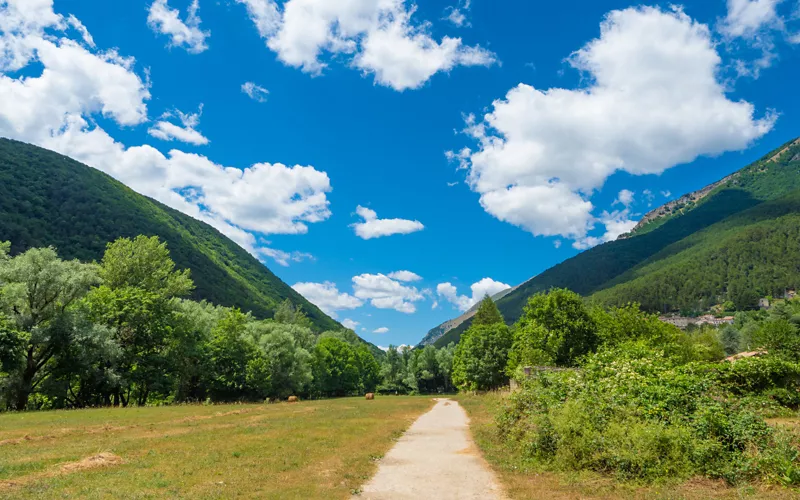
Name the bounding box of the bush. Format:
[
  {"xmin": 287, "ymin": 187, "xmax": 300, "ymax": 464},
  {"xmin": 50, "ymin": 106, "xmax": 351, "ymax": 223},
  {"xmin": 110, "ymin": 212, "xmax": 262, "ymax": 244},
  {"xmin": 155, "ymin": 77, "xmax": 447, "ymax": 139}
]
[{"xmin": 496, "ymin": 344, "xmax": 800, "ymax": 485}]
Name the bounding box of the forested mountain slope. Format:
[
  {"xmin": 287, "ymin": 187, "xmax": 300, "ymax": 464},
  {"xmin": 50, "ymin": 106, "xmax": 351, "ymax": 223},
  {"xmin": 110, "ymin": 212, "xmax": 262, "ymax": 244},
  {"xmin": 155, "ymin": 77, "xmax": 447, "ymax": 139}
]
[
  {"xmin": 0, "ymin": 139, "xmax": 339, "ymax": 332},
  {"xmin": 433, "ymin": 137, "xmax": 800, "ymax": 347}
]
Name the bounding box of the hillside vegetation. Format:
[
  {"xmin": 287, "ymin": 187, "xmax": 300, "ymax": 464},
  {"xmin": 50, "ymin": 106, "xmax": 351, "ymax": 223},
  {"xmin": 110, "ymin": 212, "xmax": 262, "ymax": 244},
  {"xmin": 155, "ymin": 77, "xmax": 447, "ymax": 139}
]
[
  {"xmin": 434, "ymin": 137, "xmax": 800, "ymax": 347},
  {"xmin": 0, "ymin": 139, "xmax": 337, "ymax": 331}
]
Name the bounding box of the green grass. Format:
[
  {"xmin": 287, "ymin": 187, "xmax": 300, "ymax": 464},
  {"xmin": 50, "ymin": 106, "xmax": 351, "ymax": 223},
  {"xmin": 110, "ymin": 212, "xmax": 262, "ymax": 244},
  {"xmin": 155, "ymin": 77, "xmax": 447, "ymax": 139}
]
[
  {"xmin": 457, "ymin": 393, "xmax": 799, "ymax": 500},
  {"xmin": 0, "ymin": 397, "xmax": 434, "ymax": 499}
]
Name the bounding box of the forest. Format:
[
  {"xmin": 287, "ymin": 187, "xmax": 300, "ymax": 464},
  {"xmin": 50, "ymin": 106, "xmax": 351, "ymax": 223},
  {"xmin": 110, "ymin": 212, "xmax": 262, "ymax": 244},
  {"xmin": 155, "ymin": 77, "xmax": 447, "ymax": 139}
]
[{"xmin": 0, "ymin": 236, "xmax": 454, "ymax": 411}]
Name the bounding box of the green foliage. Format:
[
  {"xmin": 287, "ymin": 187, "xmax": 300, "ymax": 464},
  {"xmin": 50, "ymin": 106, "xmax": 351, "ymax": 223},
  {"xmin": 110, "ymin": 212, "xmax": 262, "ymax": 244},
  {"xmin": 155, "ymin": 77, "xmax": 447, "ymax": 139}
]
[
  {"xmin": 508, "ymin": 289, "xmax": 598, "ymax": 369},
  {"xmin": 0, "ymin": 247, "xmax": 100, "ymax": 409},
  {"xmin": 452, "ymin": 323, "xmax": 512, "ymax": 391},
  {"xmin": 498, "ymin": 346, "xmax": 800, "ymax": 485},
  {"xmin": 472, "ymin": 296, "xmax": 504, "ymax": 327},
  {"xmin": 312, "ymin": 337, "xmax": 361, "ymax": 397},
  {"xmin": 99, "ymin": 236, "xmax": 193, "ymax": 298},
  {"xmin": 0, "ymin": 139, "xmax": 338, "ymax": 331},
  {"xmin": 0, "ymin": 236, "xmax": 417, "ymax": 410}
]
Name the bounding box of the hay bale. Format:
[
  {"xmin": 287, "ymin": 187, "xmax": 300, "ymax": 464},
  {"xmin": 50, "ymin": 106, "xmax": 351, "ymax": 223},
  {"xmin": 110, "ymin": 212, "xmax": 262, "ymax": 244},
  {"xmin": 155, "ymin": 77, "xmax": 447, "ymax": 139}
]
[
  {"xmin": 287, "ymin": 396, "xmax": 298, "ymax": 403},
  {"xmin": 365, "ymin": 393, "xmax": 375, "ymax": 400}
]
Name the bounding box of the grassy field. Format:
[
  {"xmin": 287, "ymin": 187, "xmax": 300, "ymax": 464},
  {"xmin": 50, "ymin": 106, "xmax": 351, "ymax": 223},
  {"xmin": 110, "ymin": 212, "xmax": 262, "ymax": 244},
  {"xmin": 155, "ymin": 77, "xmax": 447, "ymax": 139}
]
[
  {"xmin": 0, "ymin": 396, "xmax": 434, "ymax": 499},
  {"xmin": 457, "ymin": 393, "xmax": 800, "ymax": 500}
]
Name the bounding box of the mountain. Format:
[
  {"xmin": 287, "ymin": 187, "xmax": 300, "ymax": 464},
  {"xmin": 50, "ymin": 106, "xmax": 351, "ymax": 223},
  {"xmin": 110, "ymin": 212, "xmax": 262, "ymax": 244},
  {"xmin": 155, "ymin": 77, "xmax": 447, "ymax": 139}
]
[
  {"xmin": 418, "ymin": 286, "xmax": 516, "ymax": 347},
  {"xmin": 0, "ymin": 138, "xmax": 340, "ymax": 332},
  {"xmin": 432, "ymin": 137, "xmax": 800, "ymax": 347}
]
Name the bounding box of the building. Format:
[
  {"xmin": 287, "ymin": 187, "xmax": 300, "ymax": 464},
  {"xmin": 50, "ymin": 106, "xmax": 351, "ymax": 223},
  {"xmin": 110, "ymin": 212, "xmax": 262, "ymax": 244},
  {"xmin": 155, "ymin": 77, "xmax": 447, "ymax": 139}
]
[{"xmin": 659, "ymin": 315, "xmax": 734, "ymax": 329}]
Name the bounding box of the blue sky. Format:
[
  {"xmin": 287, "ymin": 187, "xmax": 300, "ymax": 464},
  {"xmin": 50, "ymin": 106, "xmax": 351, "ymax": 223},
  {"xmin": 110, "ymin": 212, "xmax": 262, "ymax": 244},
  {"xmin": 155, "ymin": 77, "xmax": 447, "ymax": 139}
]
[{"xmin": 1, "ymin": 0, "xmax": 799, "ymax": 347}]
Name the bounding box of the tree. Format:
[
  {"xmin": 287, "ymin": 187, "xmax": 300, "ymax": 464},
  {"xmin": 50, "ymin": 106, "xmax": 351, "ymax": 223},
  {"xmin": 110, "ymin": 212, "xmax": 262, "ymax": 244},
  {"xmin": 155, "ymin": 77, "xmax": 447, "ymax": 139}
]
[
  {"xmin": 86, "ymin": 237, "xmax": 195, "ymax": 406},
  {"xmin": 754, "ymin": 319, "xmax": 800, "ymax": 360},
  {"xmin": 452, "ymin": 322, "xmax": 513, "ymax": 391},
  {"xmin": 0, "ymin": 247, "xmax": 99, "ymax": 410},
  {"xmin": 274, "ymin": 299, "xmax": 313, "ymax": 329},
  {"xmin": 207, "ymin": 309, "xmax": 261, "ymax": 401},
  {"xmin": 473, "ymin": 296, "xmax": 504, "ymax": 327},
  {"xmin": 720, "ymin": 324, "xmax": 742, "ymax": 356},
  {"xmin": 99, "ymin": 236, "xmax": 193, "ymax": 298},
  {"xmin": 312, "ymin": 337, "xmax": 360, "ymax": 397},
  {"xmin": 354, "ymin": 345, "xmax": 381, "ymax": 393},
  {"xmin": 508, "ymin": 289, "xmax": 598, "ymax": 369},
  {"xmin": 250, "ymin": 322, "xmax": 313, "ymax": 399}
]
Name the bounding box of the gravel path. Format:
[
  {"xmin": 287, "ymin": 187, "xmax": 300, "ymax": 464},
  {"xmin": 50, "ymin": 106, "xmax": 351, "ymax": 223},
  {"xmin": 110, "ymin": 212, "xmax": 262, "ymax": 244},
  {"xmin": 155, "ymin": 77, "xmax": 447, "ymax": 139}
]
[{"xmin": 355, "ymin": 398, "xmax": 505, "ymax": 500}]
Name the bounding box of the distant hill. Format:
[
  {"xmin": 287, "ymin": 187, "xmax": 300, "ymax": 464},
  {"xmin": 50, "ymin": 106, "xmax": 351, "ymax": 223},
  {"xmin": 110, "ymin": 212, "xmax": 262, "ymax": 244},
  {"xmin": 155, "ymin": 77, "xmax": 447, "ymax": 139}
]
[
  {"xmin": 432, "ymin": 137, "xmax": 800, "ymax": 347},
  {"xmin": 418, "ymin": 286, "xmax": 516, "ymax": 347},
  {"xmin": 0, "ymin": 138, "xmax": 340, "ymax": 332}
]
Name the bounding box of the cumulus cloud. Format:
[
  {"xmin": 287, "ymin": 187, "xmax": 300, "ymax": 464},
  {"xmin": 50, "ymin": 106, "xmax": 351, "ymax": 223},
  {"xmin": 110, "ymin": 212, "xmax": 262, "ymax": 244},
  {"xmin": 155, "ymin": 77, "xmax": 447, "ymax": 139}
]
[
  {"xmin": 292, "ymin": 282, "xmax": 363, "ymax": 316},
  {"xmin": 66, "ymin": 14, "xmax": 94, "ymax": 47},
  {"xmin": 457, "ymin": 6, "xmax": 774, "ymax": 246},
  {"xmin": 373, "ymin": 327, "xmax": 390, "ymax": 334},
  {"xmin": 388, "ymin": 270, "xmax": 422, "ymax": 282},
  {"xmin": 437, "ymin": 278, "xmax": 510, "ymax": 312},
  {"xmin": 351, "ymin": 206, "xmax": 424, "ymax": 239},
  {"xmin": 242, "ymin": 81, "xmax": 269, "ymax": 102},
  {"xmin": 147, "ymin": 0, "xmax": 209, "ymax": 54},
  {"xmin": 236, "ymin": 0, "xmax": 496, "ymax": 91},
  {"xmin": 353, "ymin": 273, "xmax": 424, "ymax": 314},
  {"xmin": 342, "ymin": 318, "xmax": 360, "ymax": 330},
  {"xmin": 148, "ymin": 105, "xmax": 209, "ymax": 145},
  {"xmin": 0, "ymin": 0, "xmax": 331, "ymax": 267}
]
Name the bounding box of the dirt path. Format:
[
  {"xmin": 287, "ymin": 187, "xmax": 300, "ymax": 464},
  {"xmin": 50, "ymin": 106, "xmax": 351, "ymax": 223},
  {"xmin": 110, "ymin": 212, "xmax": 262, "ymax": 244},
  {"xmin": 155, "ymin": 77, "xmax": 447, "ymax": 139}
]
[{"xmin": 355, "ymin": 398, "xmax": 505, "ymax": 500}]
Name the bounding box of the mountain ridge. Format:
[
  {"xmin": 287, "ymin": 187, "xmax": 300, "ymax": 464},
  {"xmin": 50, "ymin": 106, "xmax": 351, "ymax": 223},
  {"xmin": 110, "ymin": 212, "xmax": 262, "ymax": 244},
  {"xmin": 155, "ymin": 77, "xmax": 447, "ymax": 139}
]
[
  {"xmin": 0, "ymin": 138, "xmax": 340, "ymax": 333},
  {"xmin": 430, "ymin": 136, "xmax": 800, "ymax": 347}
]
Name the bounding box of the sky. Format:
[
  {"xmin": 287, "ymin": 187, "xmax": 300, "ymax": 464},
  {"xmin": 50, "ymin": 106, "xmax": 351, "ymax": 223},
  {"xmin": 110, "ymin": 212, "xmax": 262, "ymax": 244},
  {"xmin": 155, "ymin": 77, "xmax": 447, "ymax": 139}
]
[{"xmin": 0, "ymin": 0, "xmax": 799, "ymax": 348}]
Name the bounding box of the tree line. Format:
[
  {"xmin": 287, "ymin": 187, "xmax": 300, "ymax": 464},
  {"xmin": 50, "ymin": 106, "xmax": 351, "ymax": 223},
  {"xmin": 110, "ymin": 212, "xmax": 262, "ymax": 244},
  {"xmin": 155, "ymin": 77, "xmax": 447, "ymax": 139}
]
[
  {"xmin": 452, "ymin": 287, "xmax": 800, "ymax": 391},
  {"xmin": 0, "ymin": 236, "xmax": 455, "ymax": 411}
]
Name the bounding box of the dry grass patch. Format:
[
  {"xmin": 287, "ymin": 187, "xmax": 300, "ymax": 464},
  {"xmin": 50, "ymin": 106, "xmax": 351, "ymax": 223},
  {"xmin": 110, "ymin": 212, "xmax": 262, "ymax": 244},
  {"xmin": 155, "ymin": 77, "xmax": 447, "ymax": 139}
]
[
  {"xmin": 0, "ymin": 396, "xmax": 433, "ymax": 499},
  {"xmin": 457, "ymin": 393, "xmax": 799, "ymax": 500}
]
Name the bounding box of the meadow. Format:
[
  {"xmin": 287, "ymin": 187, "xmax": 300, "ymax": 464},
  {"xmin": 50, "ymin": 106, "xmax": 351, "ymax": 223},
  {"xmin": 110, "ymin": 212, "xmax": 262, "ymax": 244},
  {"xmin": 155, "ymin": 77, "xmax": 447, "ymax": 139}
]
[{"xmin": 0, "ymin": 397, "xmax": 433, "ymax": 499}]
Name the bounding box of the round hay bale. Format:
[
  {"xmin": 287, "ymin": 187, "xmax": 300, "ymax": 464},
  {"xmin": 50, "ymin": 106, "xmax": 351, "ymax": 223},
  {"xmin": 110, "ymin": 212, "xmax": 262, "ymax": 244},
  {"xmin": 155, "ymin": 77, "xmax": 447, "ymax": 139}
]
[
  {"xmin": 365, "ymin": 393, "xmax": 375, "ymax": 400},
  {"xmin": 287, "ymin": 396, "xmax": 299, "ymax": 403}
]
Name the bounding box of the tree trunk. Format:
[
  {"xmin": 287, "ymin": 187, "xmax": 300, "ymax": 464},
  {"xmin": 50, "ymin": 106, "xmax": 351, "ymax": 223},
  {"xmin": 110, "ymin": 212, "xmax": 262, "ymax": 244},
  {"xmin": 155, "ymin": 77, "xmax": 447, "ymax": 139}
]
[{"xmin": 14, "ymin": 350, "xmax": 37, "ymax": 411}]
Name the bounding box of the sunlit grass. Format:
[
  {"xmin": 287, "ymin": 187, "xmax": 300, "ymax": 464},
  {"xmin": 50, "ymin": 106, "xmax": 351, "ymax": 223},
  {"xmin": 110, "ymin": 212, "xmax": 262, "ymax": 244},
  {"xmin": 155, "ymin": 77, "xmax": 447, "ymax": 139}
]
[{"xmin": 0, "ymin": 396, "xmax": 434, "ymax": 499}]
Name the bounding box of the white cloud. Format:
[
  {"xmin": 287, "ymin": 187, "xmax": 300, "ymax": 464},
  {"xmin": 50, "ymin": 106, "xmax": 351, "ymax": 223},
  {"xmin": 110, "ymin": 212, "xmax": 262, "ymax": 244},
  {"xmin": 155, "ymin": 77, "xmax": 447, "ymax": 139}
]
[
  {"xmin": 342, "ymin": 318, "xmax": 360, "ymax": 330},
  {"xmin": 661, "ymin": 190, "xmax": 672, "ymax": 198},
  {"xmin": 147, "ymin": 0, "xmax": 209, "ymax": 54},
  {"xmin": 573, "ymin": 209, "xmax": 638, "ymax": 250},
  {"xmin": 373, "ymin": 327, "xmax": 389, "ymax": 334},
  {"xmin": 642, "ymin": 189, "xmax": 655, "ymax": 206},
  {"xmin": 66, "ymin": 15, "xmax": 94, "ymax": 48},
  {"xmin": 458, "ymin": 6, "xmax": 774, "ymax": 246},
  {"xmin": 241, "ymin": 81, "xmax": 269, "ymax": 102},
  {"xmin": 0, "ymin": 0, "xmax": 331, "ymax": 267},
  {"xmin": 378, "ymin": 344, "xmax": 411, "ymax": 351},
  {"xmin": 388, "ymin": 270, "xmax": 422, "ymax": 282},
  {"xmin": 720, "ymin": 0, "xmax": 784, "ymax": 39},
  {"xmin": 444, "ymin": 0, "xmax": 471, "ymax": 27},
  {"xmin": 353, "ymin": 273, "xmax": 424, "ymax": 314},
  {"xmin": 148, "ymin": 105, "xmax": 209, "ymax": 145},
  {"xmin": 351, "ymin": 206, "xmax": 424, "ymax": 239},
  {"xmin": 437, "ymin": 278, "xmax": 510, "ymax": 312},
  {"xmin": 614, "ymin": 189, "xmax": 634, "ymax": 207},
  {"xmin": 260, "ymin": 248, "xmax": 313, "ymax": 267},
  {"xmin": 292, "ymin": 282, "xmax": 363, "ymax": 316},
  {"xmin": 237, "ymin": 0, "xmax": 496, "ymax": 91}
]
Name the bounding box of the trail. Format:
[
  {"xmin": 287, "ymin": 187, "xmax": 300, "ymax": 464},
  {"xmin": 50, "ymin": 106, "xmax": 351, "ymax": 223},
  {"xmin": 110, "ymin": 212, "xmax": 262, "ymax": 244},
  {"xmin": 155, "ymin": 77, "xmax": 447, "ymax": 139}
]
[{"xmin": 355, "ymin": 398, "xmax": 505, "ymax": 500}]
